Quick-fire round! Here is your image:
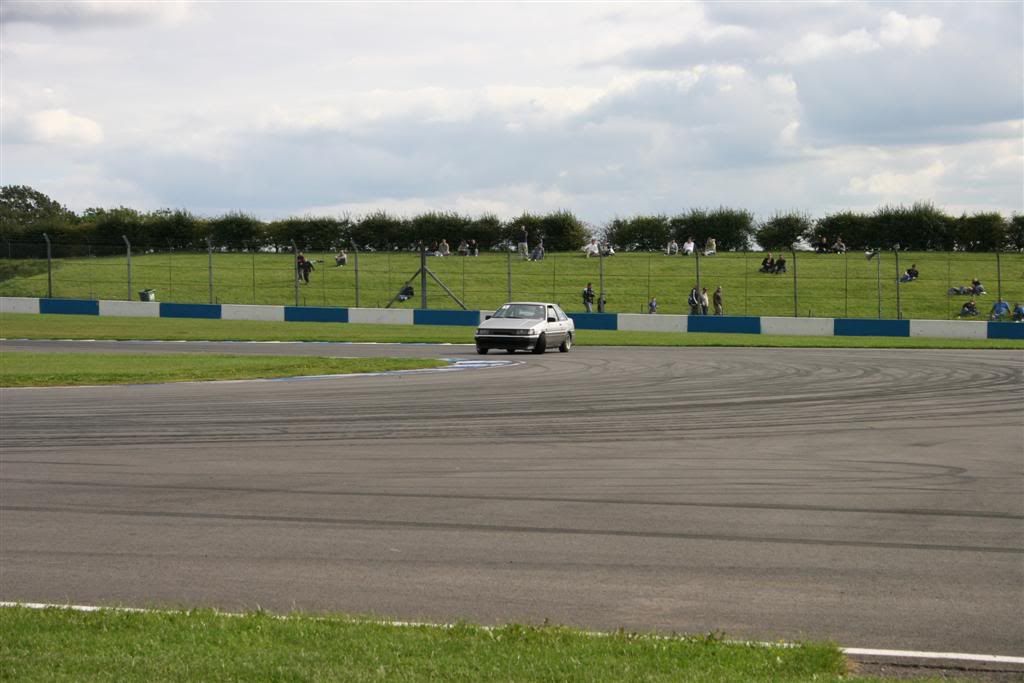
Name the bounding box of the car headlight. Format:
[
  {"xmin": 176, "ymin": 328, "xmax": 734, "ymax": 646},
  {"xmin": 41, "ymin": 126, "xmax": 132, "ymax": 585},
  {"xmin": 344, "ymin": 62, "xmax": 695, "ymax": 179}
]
[
  {"xmin": 476, "ymin": 329, "xmax": 489, "ymax": 335},
  {"xmin": 518, "ymin": 328, "xmax": 536, "ymax": 336}
]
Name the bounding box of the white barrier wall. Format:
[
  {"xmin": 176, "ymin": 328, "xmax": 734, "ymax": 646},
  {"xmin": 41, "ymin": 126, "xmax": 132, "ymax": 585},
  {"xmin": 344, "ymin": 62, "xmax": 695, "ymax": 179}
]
[
  {"xmin": 221, "ymin": 304, "xmax": 285, "ymax": 322},
  {"xmin": 761, "ymin": 317, "xmax": 835, "ymax": 336},
  {"xmin": 98, "ymin": 300, "xmax": 161, "ymax": 317},
  {"xmin": 0, "ymin": 297, "xmax": 40, "ymax": 315},
  {"xmin": 618, "ymin": 313, "xmax": 688, "ymax": 333},
  {"xmin": 347, "ymin": 308, "xmax": 414, "ymax": 325},
  {"xmin": 910, "ymin": 320, "xmax": 988, "ymax": 340}
]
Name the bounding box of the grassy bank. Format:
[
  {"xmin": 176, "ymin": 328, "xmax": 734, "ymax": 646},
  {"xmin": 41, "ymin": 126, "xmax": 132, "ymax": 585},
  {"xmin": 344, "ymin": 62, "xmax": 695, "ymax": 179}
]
[
  {"xmin": 0, "ymin": 606, "xmax": 866, "ymax": 682},
  {"xmin": 2, "ymin": 313, "xmax": 1021, "ymax": 349},
  {"xmin": 0, "ymin": 351, "xmax": 446, "ymax": 387},
  {"xmin": 2, "ymin": 250, "xmax": 1021, "ymax": 320}
]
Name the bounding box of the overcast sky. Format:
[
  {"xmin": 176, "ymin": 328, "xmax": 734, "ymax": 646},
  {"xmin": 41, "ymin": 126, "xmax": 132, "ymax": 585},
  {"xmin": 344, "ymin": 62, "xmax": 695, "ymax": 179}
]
[{"xmin": 2, "ymin": 1, "xmax": 1021, "ymax": 225}]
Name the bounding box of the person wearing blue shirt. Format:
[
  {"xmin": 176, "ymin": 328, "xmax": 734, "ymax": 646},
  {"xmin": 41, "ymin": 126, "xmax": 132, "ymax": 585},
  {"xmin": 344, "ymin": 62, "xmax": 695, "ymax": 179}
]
[
  {"xmin": 1013, "ymin": 303, "xmax": 1024, "ymax": 322},
  {"xmin": 989, "ymin": 299, "xmax": 1011, "ymax": 321}
]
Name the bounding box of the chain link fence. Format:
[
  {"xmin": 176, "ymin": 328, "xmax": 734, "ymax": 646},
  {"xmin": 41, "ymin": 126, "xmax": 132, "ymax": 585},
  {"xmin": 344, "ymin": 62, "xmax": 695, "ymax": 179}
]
[{"xmin": 2, "ymin": 237, "xmax": 1020, "ymax": 320}]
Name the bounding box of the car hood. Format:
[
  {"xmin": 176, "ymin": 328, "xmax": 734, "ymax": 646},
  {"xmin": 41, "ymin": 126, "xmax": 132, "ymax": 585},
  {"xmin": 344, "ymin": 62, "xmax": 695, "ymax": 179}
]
[{"xmin": 478, "ymin": 318, "xmax": 541, "ymax": 331}]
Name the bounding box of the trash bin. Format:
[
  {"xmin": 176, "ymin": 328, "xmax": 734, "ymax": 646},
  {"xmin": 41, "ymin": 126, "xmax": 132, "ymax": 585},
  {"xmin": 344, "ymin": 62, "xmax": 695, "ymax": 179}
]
[{"xmin": 139, "ymin": 289, "xmax": 156, "ymax": 302}]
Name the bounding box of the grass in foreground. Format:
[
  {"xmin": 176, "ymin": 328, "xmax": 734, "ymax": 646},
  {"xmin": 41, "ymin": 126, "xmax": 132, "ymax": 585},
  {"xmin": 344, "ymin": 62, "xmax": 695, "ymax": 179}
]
[
  {"xmin": 0, "ymin": 351, "xmax": 446, "ymax": 387},
  {"xmin": 2, "ymin": 313, "xmax": 1022, "ymax": 350},
  {"xmin": 0, "ymin": 606, "xmax": 871, "ymax": 683}
]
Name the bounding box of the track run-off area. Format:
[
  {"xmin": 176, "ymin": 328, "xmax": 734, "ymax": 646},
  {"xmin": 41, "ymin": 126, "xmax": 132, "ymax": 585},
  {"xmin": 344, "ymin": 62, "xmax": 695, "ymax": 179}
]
[{"xmin": 1, "ymin": 340, "xmax": 1021, "ymax": 660}]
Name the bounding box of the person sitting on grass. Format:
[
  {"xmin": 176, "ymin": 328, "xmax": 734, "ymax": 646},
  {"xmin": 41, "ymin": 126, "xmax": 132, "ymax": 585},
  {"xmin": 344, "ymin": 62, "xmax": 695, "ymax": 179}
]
[
  {"xmin": 582, "ymin": 239, "xmax": 599, "ymax": 258},
  {"xmin": 334, "ymin": 250, "xmax": 347, "ymax": 267},
  {"xmin": 970, "ymin": 278, "xmax": 985, "ymax": 295},
  {"xmin": 831, "ymin": 236, "xmax": 847, "ymax": 254},
  {"xmin": 666, "ymin": 239, "xmax": 679, "ymax": 256},
  {"xmin": 759, "ymin": 253, "xmax": 775, "ymax": 273},
  {"xmin": 773, "ymin": 254, "xmax": 787, "ymax": 274},
  {"xmin": 989, "ymin": 299, "xmax": 1011, "ymax": 321},
  {"xmin": 958, "ymin": 299, "xmax": 979, "ymax": 317},
  {"xmin": 1013, "ymin": 303, "xmax": 1024, "ymax": 322},
  {"xmin": 815, "ymin": 235, "xmax": 829, "ymax": 254},
  {"xmin": 703, "ymin": 237, "xmax": 717, "ymax": 256},
  {"xmin": 682, "ymin": 237, "xmax": 695, "ymax": 256},
  {"xmin": 899, "ymin": 264, "xmax": 919, "ymax": 283},
  {"xmin": 457, "ymin": 240, "xmax": 469, "ymax": 256}
]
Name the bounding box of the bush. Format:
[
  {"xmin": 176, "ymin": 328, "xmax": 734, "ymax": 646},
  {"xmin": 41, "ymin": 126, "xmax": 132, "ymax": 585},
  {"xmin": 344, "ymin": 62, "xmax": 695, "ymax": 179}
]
[{"xmin": 756, "ymin": 213, "xmax": 812, "ymax": 251}]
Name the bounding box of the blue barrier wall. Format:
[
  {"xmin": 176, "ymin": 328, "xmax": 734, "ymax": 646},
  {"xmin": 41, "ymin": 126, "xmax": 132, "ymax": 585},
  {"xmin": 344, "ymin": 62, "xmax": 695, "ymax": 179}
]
[
  {"xmin": 414, "ymin": 309, "xmax": 481, "ymax": 327},
  {"xmin": 988, "ymin": 322, "xmax": 1024, "ymax": 340},
  {"xmin": 688, "ymin": 315, "xmax": 761, "ymax": 335},
  {"xmin": 285, "ymin": 306, "xmax": 348, "ymax": 323},
  {"xmin": 569, "ymin": 313, "xmax": 618, "ymax": 330},
  {"xmin": 160, "ymin": 303, "xmax": 222, "ymax": 319},
  {"xmin": 834, "ymin": 319, "xmax": 910, "ymax": 337},
  {"xmin": 39, "ymin": 298, "xmax": 99, "ymax": 316}
]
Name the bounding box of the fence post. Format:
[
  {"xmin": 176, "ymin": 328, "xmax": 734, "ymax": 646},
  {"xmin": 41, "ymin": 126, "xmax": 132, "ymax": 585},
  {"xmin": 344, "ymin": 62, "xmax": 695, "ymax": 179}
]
[
  {"xmin": 353, "ymin": 242, "xmax": 360, "ymax": 308},
  {"xmin": 250, "ymin": 243, "xmax": 256, "ymax": 305},
  {"xmin": 122, "ymin": 235, "xmax": 132, "ymax": 301},
  {"xmin": 895, "ymin": 250, "xmax": 901, "ymax": 320},
  {"xmin": 876, "ymin": 250, "xmax": 882, "ymax": 319},
  {"xmin": 87, "ymin": 241, "xmax": 94, "ymax": 300},
  {"xmin": 844, "ymin": 251, "xmax": 849, "ymax": 318},
  {"xmin": 744, "ymin": 248, "xmax": 748, "ymax": 316},
  {"xmin": 291, "ymin": 240, "xmax": 299, "ymax": 306},
  {"xmin": 506, "ymin": 250, "xmax": 512, "ymax": 301},
  {"xmin": 167, "ymin": 239, "xmax": 174, "ymax": 302},
  {"xmin": 205, "ymin": 237, "xmax": 214, "ymax": 303},
  {"xmin": 598, "ymin": 250, "xmax": 605, "ymax": 311},
  {"xmin": 695, "ymin": 250, "xmax": 701, "ymax": 308},
  {"xmin": 996, "ymin": 250, "xmax": 1002, "ymax": 302},
  {"xmin": 552, "ymin": 253, "xmax": 557, "ymax": 303},
  {"xmin": 791, "ymin": 247, "xmax": 798, "ymax": 318},
  {"xmin": 420, "ymin": 245, "xmax": 428, "ymax": 309},
  {"xmin": 42, "ymin": 233, "xmax": 53, "ymax": 299}
]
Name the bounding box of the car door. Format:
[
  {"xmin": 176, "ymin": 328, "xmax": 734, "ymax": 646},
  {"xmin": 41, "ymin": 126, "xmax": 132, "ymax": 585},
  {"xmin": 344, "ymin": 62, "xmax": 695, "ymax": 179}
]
[{"xmin": 546, "ymin": 306, "xmax": 564, "ymax": 344}]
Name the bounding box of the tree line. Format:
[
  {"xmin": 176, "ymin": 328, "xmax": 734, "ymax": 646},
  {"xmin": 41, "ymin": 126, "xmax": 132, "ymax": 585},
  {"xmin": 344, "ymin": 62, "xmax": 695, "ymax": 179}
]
[{"xmin": 2, "ymin": 185, "xmax": 1021, "ymax": 256}]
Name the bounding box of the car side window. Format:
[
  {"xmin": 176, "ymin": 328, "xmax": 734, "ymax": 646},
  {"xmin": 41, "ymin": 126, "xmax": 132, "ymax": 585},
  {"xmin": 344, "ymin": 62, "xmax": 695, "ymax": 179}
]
[
  {"xmin": 547, "ymin": 306, "xmax": 556, "ymax": 321},
  {"xmin": 556, "ymin": 307, "xmax": 568, "ymax": 321}
]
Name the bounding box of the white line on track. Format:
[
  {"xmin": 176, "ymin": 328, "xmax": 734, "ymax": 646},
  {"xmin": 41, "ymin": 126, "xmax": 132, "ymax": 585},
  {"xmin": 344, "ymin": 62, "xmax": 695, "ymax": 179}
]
[{"xmin": 1, "ymin": 602, "xmax": 1020, "ymax": 664}]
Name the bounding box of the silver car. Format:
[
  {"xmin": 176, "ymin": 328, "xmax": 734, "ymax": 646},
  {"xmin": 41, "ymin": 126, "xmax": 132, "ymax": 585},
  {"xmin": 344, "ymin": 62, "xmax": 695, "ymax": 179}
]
[{"xmin": 475, "ymin": 302, "xmax": 575, "ymax": 354}]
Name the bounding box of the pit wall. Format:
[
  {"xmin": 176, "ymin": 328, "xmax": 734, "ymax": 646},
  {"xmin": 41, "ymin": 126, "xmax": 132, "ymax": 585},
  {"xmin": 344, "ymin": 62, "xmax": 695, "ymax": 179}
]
[{"xmin": 2, "ymin": 297, "xmax": 1021, "ymax": 340}]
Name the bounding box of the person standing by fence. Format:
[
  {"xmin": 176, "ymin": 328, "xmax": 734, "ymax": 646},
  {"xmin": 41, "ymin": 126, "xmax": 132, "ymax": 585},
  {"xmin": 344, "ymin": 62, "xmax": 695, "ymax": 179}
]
[
  {"xmin": 713, "ymin": 286, "xmax": 724, "ymax": 315},
  {"xmin": 688, "ymin": 285, "xmax": 701, "ymax": 315},
  {"xmin": 518, "ymin": 228, "xmax": 529, "ymax": 260},
  {"xmin": 582, "ymin": 282, "xmax": 595, "ymax": 312}
]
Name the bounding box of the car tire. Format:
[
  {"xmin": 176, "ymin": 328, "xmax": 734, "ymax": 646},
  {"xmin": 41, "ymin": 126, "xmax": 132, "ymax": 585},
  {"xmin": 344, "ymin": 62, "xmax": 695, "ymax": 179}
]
[
  {"xmin": 559, "ymin": 332, "xmax": 573, "ymax": 353},
  {"xmin": 476, "ymin": 346, "xmax": 488, "ymax": 355},
  {"xmin": 506, "ymin": 349, "xmax": 516, "ymax": 354},
  {"xmin": 532, "ymin": 333, "xmax": 546, "ymax": 354}
]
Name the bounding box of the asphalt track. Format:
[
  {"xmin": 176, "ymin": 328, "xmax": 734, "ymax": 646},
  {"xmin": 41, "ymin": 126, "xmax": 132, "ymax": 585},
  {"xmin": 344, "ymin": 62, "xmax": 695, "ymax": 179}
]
[{"xmin": 1, "ymin": 340, "xmax": 1022, "ymax": 659}]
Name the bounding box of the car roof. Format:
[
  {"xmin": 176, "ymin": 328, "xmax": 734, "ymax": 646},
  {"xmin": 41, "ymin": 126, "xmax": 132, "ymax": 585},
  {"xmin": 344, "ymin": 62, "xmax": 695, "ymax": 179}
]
[{"xmin": 499, "ymin": 301, "xmax": 559, "ymax": 306}]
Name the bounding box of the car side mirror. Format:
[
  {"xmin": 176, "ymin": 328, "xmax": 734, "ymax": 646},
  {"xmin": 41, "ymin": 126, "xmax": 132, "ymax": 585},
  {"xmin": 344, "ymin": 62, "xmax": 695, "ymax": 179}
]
[
  {"xmin": 547, "ymin": 317, "xmax": 557, "ymax": 323},
  {"xmin": 485, "ymin": 315, "xmax": 491, "ymax": 320}
]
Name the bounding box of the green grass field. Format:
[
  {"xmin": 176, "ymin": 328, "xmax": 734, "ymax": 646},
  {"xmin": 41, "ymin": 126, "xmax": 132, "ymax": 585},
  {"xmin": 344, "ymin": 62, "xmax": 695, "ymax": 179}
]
[
  {"xmin": 0, "ymin": 606, "xmax": 921, "ymax": 683},
  {"xmin": 3, "ymin": 313, "xmax": 1021, "ymax": 349},
  {"xmin": 0, "ymin": 351, "xmax": 446, "ymax": 387},
  {"xmin": 3, "ymin": 250, "xmax": 1021, "ymax": 320}
]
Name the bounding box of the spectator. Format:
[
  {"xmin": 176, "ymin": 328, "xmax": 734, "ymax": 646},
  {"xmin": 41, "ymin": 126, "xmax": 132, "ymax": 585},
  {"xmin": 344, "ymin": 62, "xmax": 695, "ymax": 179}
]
[
  {"xmin": 832, "ymin": 236, "xmax": 847, "ymax": 254},
  {"xmin": 1013, "ymin": 302, "xmax": 1024, "ymax": 322},
  {"xmin": 700, "ymin": 287, "xmax": 710, "ymax": 315},
  {"xmin": 468, "ymin": 239, "xmax": 479, "ymax": 256},
  {"xmin": 959, "ymin": 299, "xmax": 979, "ymax": 317},
  {"xmin": 582, "ymin": 282, "xmax": 596, "ymax": 312},
  {"xmin": 529, "ymin": 240, "xmax": 545, "ymax": 261},
  {"xmin": 437, "ymin": 239, "xmax": 451, "ymax": 257},
  {"xmin": 296, "ymin": 252, "xmax": 314, "ymax": 284},
  {"xmin": 597, "ymin": 292, "xmax": 607, "ymax": 313},
  {"xmin": 582, "ymin": 238, "xmax": 599, "ymax": 258},
  {"xmin": 815, "ymin": 235, "xmax": 829, "ymax": 254},
  {"xmin": 666, "ymin": 239, "xmax": 679, "ymax": 256},
  {"xmin": 457, "ymin": 240, "xmax": 469, "ymax": 257},
  {"xmin": 989, "ymin": 299, "xmax": 1011, "ymax": 321},
  {"xmin": 704, "ymin": 237, "xmax": 717, "ymax": 256},
  {"xmin": 334, "ymin": 249, "xmax": 348, "ymax": 267},
  {"xmin": 773, "ymin": 254, "xmax": 787, "ymax": 274},
  {"xmin": 970, "ymin": 278, "xmax": 986, "ymax": 295},
  {"xmin": 899, "ymin": 264, "xmax": 919, "ymax": 283},
  {"xmin": 759, "ymin": 253, "xmax": 775, "ymax": 273},
  {"xmin": 600, "ymin": 242, "xmax": 615, "ymax": 257},
  {"xmin": 648, "ymin": 297, "xmax": 658, "ymax": 314},
  {"xmin": 713, "ymin": 286, "xmax": 724, "ymax": 315},
  {"xmin": 688, "ymin": 284, "xmax": 701, "ymax": 315},
  {"xmin": 518, "ymin": 228, "xmax": 529, "ymax": 260},
  {"xmin": 682, "ymin": 237, "xmax": 695, "ymax": 256}
]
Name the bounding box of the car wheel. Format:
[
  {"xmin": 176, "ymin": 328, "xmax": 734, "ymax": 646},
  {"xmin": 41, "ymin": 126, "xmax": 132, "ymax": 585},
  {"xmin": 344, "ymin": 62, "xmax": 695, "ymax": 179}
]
[
  {"xmin": 476, "ymin": 346, "xmax": 488, "ymax": 355},
  {"xmin": 506, "ymin": 349, "xmax": 516, "ymax": 354},
  {"xmin": 532, "ymin": 332, "xmax": 546, "ymax": 354},
  {"xmin": 559, "ymin": 332, "xmax": 573, "ymax": 353}
]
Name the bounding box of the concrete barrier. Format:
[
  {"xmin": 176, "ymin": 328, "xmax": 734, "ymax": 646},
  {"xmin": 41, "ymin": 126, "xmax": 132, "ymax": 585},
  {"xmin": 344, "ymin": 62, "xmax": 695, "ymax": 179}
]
[
  {"xmin": 761, "ymin": 317, "xmax": 834, "ymax": 337},
  {"xmin": 910, "ymin": 320, "xmax": 987, "ymax": 340},
  {"xmin": 348, "ymin": 308, "xmax": 414, "ymax": 325},
  {"xmin": 98, "ymin": 300, "xmax": 161, "ymax": 318},
  {"xmin": 221, "ymin": 304, "xmax": 285, "ymax": 322},
  {"xmin": 617, "ymin": 313, "xmax": 687, "ymax": 333},
  {"xmin": 0, "ymin": 297, "xmax": 40, "ymax": 315}
]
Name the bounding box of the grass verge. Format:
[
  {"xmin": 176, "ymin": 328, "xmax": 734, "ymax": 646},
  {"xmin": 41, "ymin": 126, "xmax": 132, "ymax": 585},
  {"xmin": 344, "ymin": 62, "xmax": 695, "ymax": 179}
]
[
  {"xmin": 0, "ymin": 351, "xmax": 446, "ymax": 387},
  {"xmin": 0, "ymin": 606, "xmax": 864, "ymax": 683},
  {"xmin": 2, "ymin": 312, "xmax": 1022, "ymax": 349}
]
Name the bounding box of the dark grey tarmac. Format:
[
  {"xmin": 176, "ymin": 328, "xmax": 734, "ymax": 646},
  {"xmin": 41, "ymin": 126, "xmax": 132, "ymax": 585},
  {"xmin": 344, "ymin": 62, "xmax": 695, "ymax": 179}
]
[{"xmin": 1, "ymin": 340, "xmax": 1022, "ymax": 658}]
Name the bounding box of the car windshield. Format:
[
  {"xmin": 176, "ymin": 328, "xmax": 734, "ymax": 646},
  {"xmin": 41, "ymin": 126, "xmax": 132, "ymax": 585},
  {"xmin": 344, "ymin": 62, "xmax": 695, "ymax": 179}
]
[{"xmin": 493, "ymin": 304, "xmax": 545, "ymax": 319}]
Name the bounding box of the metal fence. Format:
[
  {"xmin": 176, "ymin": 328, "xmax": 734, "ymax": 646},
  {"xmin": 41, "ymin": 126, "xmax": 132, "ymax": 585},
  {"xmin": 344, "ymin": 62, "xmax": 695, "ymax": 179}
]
[{"xmin": 2, "ymin": 237, "xmax": 1020, "ymax": 321}]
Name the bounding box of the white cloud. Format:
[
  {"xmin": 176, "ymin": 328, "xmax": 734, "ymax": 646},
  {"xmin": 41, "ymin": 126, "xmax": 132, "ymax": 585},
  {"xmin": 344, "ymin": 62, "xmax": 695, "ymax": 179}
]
[
  {"xmin": 0, "ymin": 1, "xmax": 192, "ymax": 28},
  {"xmin": 879, "ymin": 11, "xmax": 942, "ymax": 49},
  {"xmin": 847, "ymin": 161, "xmax": 949, "ymax": 197},
  {"xmin": 778, "ymin": 28, "xmax": 880, "ymax": 64},
  {"xmin": 26, "ymin": 109, "xmax": 103, "ymax": 145}
]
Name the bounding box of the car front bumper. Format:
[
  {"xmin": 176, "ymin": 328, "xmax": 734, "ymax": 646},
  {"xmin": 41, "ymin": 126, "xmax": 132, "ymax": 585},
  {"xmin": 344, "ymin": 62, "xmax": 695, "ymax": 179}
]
[{"xmin": 474, "ymin": 334, "xmax": 539, "ymax": 350}]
